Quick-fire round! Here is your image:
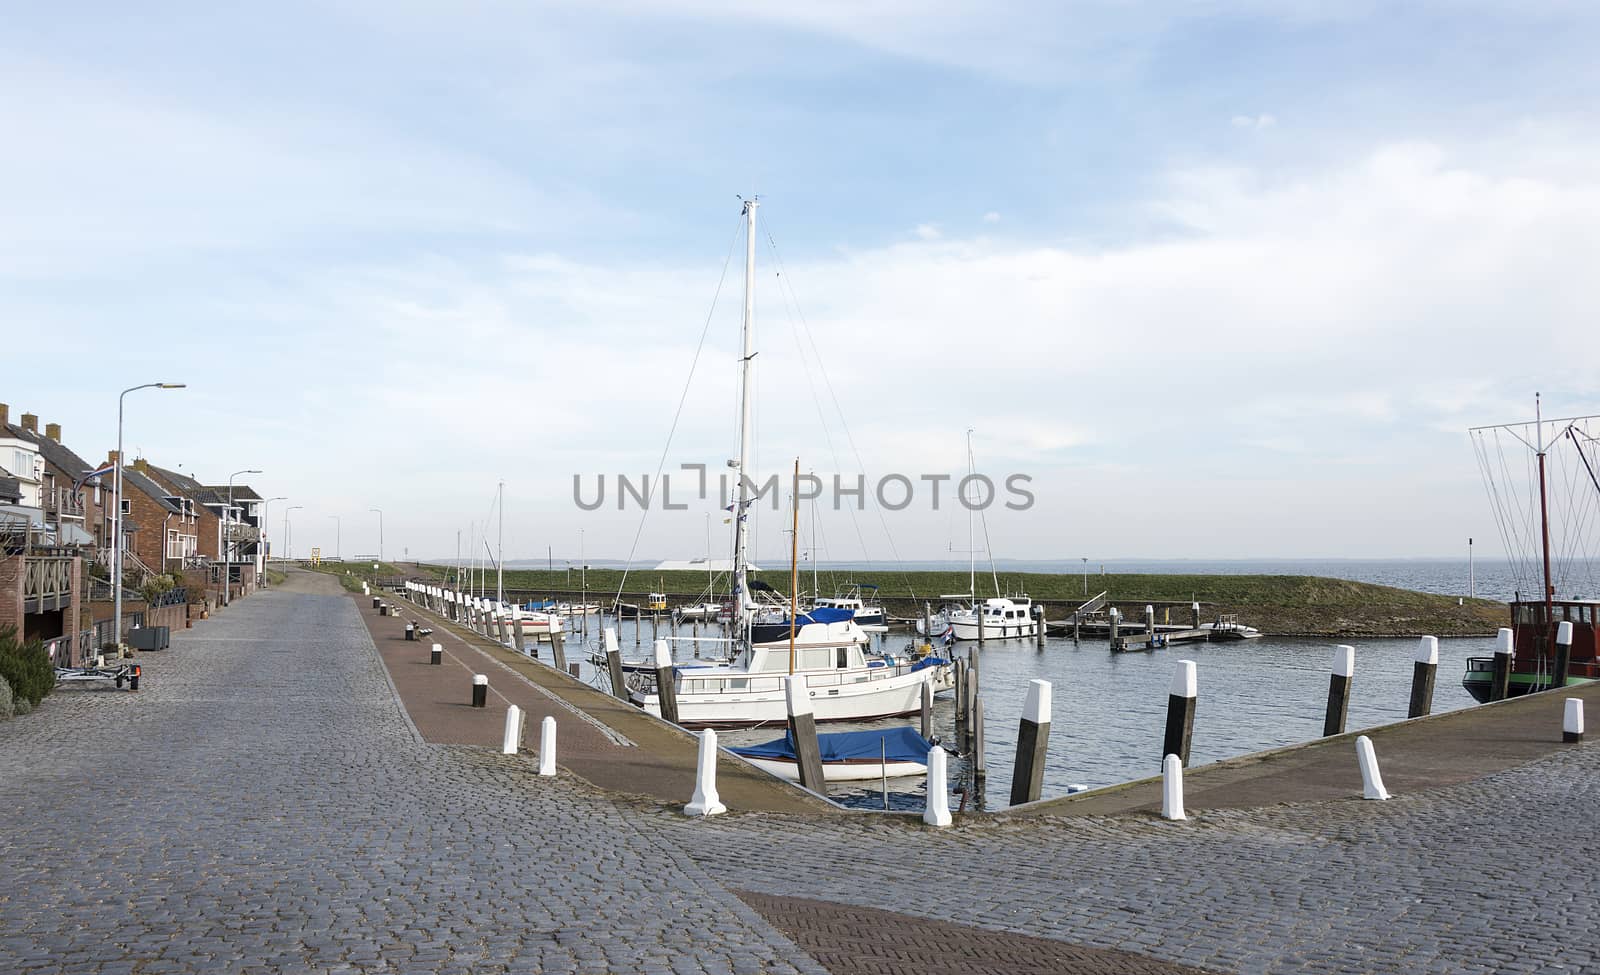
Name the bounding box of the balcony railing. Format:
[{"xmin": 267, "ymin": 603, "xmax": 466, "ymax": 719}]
[
  {"xmin": 42, "ymin": 489, "xmax": 86, "ymax": 518},
  {"xmin": 223, "ymin": 523, "xmax": 261, "ymax": 543},
  {"xmin": 23, "ymin": 556, "xmax": 74, "ymax": 612}
]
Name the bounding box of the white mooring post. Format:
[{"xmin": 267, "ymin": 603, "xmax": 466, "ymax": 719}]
[
  {"xmin": 539, "ymin": 716, "xmax": 557, "ymax": 776},
  {"xmin": 1161, "ymin": 754, "xmax": 1186, "ymax": 821},
  {"xmin": 1356, "ymin": 735, "xmax": 1389, "ymax": 800},
  {"xmin": 684, "ymin": 728, "xmax": 727, "ymax": 817},
  {"xmin": 1564, "ymin": 698, "xmax": 1585, "ymax": 743},
  {"xmin": 1553, "ymin": 620, "xmax": 1575, "ymax": 693},
  {"xmin": 923, "ymin": 746, "xmax": 953, "ymax": 827},
  {"xmin": 502, "ymin": 704, "xmax": 523, "ymax": 754},
  {"xmin": 429, "ymin": 642, "xmax": 442, "ymax": 665}
]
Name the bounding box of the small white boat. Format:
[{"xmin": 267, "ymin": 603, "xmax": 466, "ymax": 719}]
[
  {"xmin": 675, "ymin": 601, "xmax": 725, "ymax": 621},
  {"xmin": 949, "ymin": 596, "xmax": 1038, "ymax": 641},
  {"xmin": 1199, "ymin": 615, "xmax": 1262, "ymax": 640}
]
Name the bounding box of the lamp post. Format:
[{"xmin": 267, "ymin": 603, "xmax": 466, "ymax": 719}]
[
  {"xmin": 111, "ymin": 382, "xmax": 185, "ymax": 648},
  {"xmin": 223, "ymin": 469, "xmax": 261, "ymax": 606},
  {"xmin": 261, "ymin": 497, "xmax": 286, "ymax": 586},
  {"xmin": 330, "ymin": 515, "xmax": 341, "ymax": 561},
  {"xmin": 369, "ymin": 507, "xmax": 384, "ymax": 565},
  {"xmin": 286, "ymin": 505, "xmax": 303, "ymax": 561}
]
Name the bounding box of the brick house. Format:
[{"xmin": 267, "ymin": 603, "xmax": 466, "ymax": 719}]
[
  {"xmin": 1, "ymin": 405, "xmax": 118, "ymax": 556},
  {"xmin": 138, "ymin": 463, "xmax": 259, "ymax": 596},
  {"xmin": 115, "ymin": 460, "xmax": 188, "ymax": 576}
]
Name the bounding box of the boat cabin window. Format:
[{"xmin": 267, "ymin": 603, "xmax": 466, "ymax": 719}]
[
  {"xmin": 802, "ymin": 648, "xmax": 832, "ymax": 670},
  {"xmin": 836, "ymin": 646, "xmax": 848, "ymax": 669}
]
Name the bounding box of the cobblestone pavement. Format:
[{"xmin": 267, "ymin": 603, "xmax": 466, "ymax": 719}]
[
  {"xmin": 0, "ymin": 585, "xmax": 828, "ymax": 975},
  {"xmin": 7, "ymin": 581, "xmax": 1597, "ymax": 975},
  {"xmin": 652, "ymin": 745, "xmax": 1600, "ymax": 974}
]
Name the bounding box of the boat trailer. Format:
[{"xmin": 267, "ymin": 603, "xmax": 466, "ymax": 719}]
[{"xmin": 54, "ymin": 662, "xmax": 142, "ymax": 691}]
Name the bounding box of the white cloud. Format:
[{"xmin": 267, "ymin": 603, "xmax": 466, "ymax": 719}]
[
  {"xmin": 1231, "ymin": 113, "xmax": 1277, "ymax": 129},
  {"xmin": 914, "ymin": 223, "xmax": 943, "ymax": 240},
  {"xmin": 982, "ymin": 211, "xmax": 1002, "ymax": 224}
]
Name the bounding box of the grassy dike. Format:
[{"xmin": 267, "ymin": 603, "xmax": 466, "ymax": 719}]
[{"xmin": 389, "ymin": 565, "xmax": 1505, "ymax": 638}]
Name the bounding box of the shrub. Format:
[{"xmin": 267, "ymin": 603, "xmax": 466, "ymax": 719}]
[
  {"xmin": 0, "ymin": 626, "xmax": 54, "ymax": 707},
  {"xmin": 14, "ymin": 697, "xmax": 31, "ymax": 716},
  {"xmin": 0, "ymin": 674, "xmax": 13, "ymax": 720}
]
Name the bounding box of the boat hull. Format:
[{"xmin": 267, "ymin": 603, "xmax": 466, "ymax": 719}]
[
  {"xmin": 633, "ymin": 665, "xmax": 953, "ymax": 729},
  {"xmin": 739, "ymin": 755, "xmax": 927, "ymax": 782},
  {"xmin": 1461, "ymin": 671, "xmax": 1596, "ymax": 704},
  {"xmin": 949, "ymin": 619, "xmax": 1038, "ymax": 641}
]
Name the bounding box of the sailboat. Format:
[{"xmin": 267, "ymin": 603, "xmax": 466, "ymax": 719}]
[
  {"xmin": 935, "ymin": 431, "xmax": 1038, "ymax": 642},
  {"xmin": 1463, "ymin": 400, "xmax": 1600, "ymax": 701},
  {"xmin": 629, "ymin": 200, "xmax": 954, "ymax": 728}
]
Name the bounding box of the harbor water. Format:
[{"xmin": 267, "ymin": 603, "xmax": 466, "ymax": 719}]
[{"xmin": 571, "ymin": 616, "xmax": 1491, "ymax": 812}]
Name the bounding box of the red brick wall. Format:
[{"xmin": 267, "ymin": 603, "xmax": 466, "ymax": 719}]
[{"xmin": 0, "ymin": 555, "xmax": 20, "ymax": 638}]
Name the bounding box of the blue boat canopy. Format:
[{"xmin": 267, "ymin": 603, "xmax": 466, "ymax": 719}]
[
  {"xmin": 731, "ymin": 727, "xmax": 933, "ymax": 764},
  {"xmin": 520, "ymin": 600, "xmax": 557, "ymax": 611}
]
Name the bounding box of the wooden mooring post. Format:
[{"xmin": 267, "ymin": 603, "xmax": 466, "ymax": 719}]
[
  {"xmin": 1408, "ymin": 636, "xmax": 1438, "ymax": 718},
  {"xmin": 1034, "ymin": 605, "xmax": 1046, "ymax": 648},
  {"xmin": 653, "ymin": 639, "xmax": 679, "ymax": 725},
  {"xmin": 550, "ymin": 626, "xmax": 568, "ymax": 675},
  {"xmin": 920, "ymin": 681, "xmax": 933, "ymax": 739},
  {"xmin": 1164, "ymin": 659, "xmax": 1197, "ymax": 766},
  {"xmin": 604, "ymin": 627, "xmax": 627, "ymax": 701},
  {"xmin": 784, "ymin": 675, "xmax": 826, "ymax": 792},
  {"xmin": 1491, "ymin": 627, "xmax": 1514, "ymax": 702},
  {"xmin": 1324, "ymin": 645, "xmax": 1355, "ymax": 737},
  {"xmin": 1009, "ymin": 678, "xmax": 1051, "ymax": 806}
]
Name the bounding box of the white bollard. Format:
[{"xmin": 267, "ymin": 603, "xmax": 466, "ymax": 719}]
[
  {"xmin": 1161, "ymin": 753, "xmax": 1186, "ymax": 821},
  {"xmin": 1356, "ymin": 735, "xmax": 1389, "ymax": 800},
  {"xmin": 923, "ymin": 746, "xmax": 953, "ymax": 827},
  {"xmin": 538, "ymin": 716, "xmax": 557, "ymax": 776},
  {"xmin": 684, "ymin": 729, "xmax": 728, "ymax": 817},
  {"xmin": 1564, "ymin": 698, "xmax": 1584, "ymax": 743},
  {"xmin": 502, "ymin": 704, "xmax": 523, "ymax": 754}
]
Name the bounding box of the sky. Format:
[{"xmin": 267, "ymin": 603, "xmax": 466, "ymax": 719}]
[{"xmin": 4, "ymin": 1, "xmax": 1600, "ymax": 566}]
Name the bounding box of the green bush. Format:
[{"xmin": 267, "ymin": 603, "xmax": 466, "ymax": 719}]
[
  {"xmin": 0, "ymin": 627, "xmax": 54, "ymax": 707},
  {"xmin": 0, "ymin": 674, "xmax": 13, "ymax": 720}
]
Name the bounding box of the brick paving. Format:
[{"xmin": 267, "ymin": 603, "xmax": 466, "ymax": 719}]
[
  {"xmin": 735, "ymin": 892, "xmax": 1215, "ymax": 975},
  {"xmin": 4, "ymin": 570, "xmax": 1596, "ymax": 975}
]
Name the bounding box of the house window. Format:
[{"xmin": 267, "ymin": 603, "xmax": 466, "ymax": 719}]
[{"xmin": 120, "ymin": 499, "xmax": 131, "ymax": 515}]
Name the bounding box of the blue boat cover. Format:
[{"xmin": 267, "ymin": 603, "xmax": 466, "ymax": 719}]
[
  {"xmin": 909, "ymin": 656, "xmax": 948, "ymax": 673},
  {"xmin": 731, "ymin": 726, "xmax": 933, "ymax": 764},
  {"xmin": 520, "ymin": 600, "xmax": 557, "ymax": 611}
]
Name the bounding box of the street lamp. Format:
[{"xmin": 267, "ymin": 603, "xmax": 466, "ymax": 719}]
[
  {"xmin": 260, "ymin": 497, "xmax": 286, "ymax": 586},
  {"xmin": 369, "ymin": 507, "xmax": 384, "ymax": 565},
  {"xmin": 329, "ymin": 515, "xmax": 341, "ymax": 561},
  {"xmin": 223, "ymin": 469, "xmax": 261, "ymax": 606},
  {"xmin": 111, "ymin": 382, "xmax": 185, "ymax": 649},
  {"xmin": 286, "ymin": 505, "xmax": 303, "ymax": 561}
]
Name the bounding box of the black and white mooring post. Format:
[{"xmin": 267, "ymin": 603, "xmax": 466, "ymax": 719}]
[
  {"xmin": 653, "ymin": 639, "xmax": 680, "ymax": 725},
  {"xmin": 1164, "ymin": 659, "xmax": 1198, "ymax": 766},
  {"xmin": 1491, "ymin": 626, "xmax": 1514, "ymax": 702},
  {"xmin": 372, "ymin": 596, "xmax": 381, "ymax": 610},
  {"xmin": 1144, "ymin": 604, "xmax": 1155, "ymax": 646},
  {"xmin": 1552, "ymin": 620, "xmax": 1574, "ymax": 693},
  {"xmin": 1323, "ymin": 645, "xmax": 1355, "ymax": 737},
  {"xmin": 784, "ymin": 675, "xmax": 826, "ymax": 792},
  {"xmin": 1108, "ymin": 606, "xmax": 1121, "ymax": 648},
  {"xmin": 1564, "ymin": 698, "xmax": 1584, "ymax": 743},
  {"xmin": 1034, "ymin": 605, "xmax": 1046, "ymax": 648},
  {"xmin": 471, "ymin": 673, "xmax": 488, "ymax": 708},
  {"xmin": 1009, "ymin": 678, "xmax": 1052, "ymax": 806},
  {"xmin": 405, "ymin": 621, "xmax": 416, "ymax": 642},
  {"xmin": 604, "ymin": 627, "xmax": 627, "ymax": 701},
  {"xmin": 429, "ymin": 642, "xmax": 442, "ymax": 666},
  {"xmin": 1409, "ymin": 635, "xmax": 1438, "ymax": 718},
  {"xmin": 1191, "ymin": 601, "xmax": 1200, "ymax": 629}
]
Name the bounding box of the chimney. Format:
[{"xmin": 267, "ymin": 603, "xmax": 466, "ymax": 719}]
[
  {"xmin": 45, "ymin": 422, "xmax": 61, "ymax": 442},
  {"xmin": 0, "ymin": 403, "xmax": 8, "ymax": 427},
  {"xmin": 133, "ymin": 457, "xmax": 150, "ymax": 473},
  {"xmin": 20, "ymin": 412, "xmax": 38, "ymax": 433},
  {"xmin": 106, "ymin": 449, "xmax": 120, "ymax": 466}
]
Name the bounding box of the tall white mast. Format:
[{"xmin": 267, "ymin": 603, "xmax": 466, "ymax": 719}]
[
  {"xmin": 966, "ymin": 428, "xmax": 975, "ymax": 597},
  {"xmin": 731, "ymin": 197, "xmax": 758, "ymax": 629},
  {"xmin": 496, "ymin": 480, "xmax": 504, "ymax": 605}
]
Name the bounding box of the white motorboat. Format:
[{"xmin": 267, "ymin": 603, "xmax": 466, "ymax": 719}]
[
  {"xmin": 948, "ymin": 595, "xmax": 1038, "ymax": 641},
  {"xmin": 1198, "ymin": 615, "xmax": 1262, "ymax": 640},
  {"xmin": 629, "ymin": 617, "xmax": 954, "ymax": 728}
]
